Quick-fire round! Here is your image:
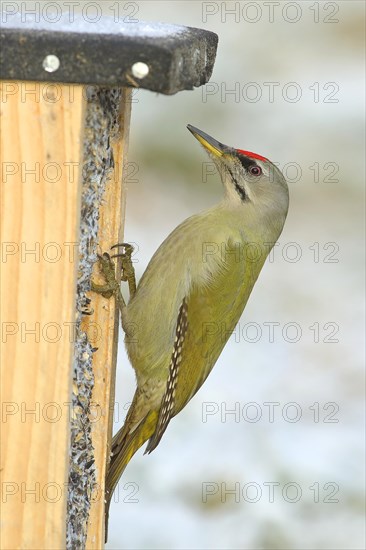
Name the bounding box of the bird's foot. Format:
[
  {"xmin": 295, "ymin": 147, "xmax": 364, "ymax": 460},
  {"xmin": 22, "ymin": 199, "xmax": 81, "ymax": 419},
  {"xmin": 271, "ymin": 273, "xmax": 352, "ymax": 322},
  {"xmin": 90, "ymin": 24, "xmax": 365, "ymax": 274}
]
[
  {"xmin": 110, "ymin": 243, "xmax": 136, "ymax": 298},
  {"xmin": 90, "ymin": 252, "xmax": 120, "ymax": 299}
]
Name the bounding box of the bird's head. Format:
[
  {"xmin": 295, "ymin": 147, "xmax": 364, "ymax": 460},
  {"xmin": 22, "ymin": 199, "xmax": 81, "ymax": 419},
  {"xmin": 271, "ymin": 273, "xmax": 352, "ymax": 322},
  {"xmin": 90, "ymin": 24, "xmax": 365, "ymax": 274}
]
[{"xmin": 187, "ymin": 124, "xmax": 289, "ymax": 219}]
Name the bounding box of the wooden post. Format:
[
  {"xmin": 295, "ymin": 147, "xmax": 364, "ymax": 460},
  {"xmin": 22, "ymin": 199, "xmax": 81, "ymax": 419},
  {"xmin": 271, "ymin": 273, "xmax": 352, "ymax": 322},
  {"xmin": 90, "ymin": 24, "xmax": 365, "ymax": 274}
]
[
  {"xmin": 84, "ymin": 88, "xmax": 132, "ymax": 547},
  {"xmin": 0, "ymin": 81, "xmax": 85, "ymax": 549},
  {"xmin": 0, "ymin": 13, "xmax": 217, "ymax": 549}
]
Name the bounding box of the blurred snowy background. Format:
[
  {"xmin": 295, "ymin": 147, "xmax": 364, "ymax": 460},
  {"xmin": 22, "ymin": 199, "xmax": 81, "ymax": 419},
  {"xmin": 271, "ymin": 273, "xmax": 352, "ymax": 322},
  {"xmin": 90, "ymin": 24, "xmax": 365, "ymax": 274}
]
[{"xmin": 98, "ymin": 1, "xmax": 365, "ymax": 548}]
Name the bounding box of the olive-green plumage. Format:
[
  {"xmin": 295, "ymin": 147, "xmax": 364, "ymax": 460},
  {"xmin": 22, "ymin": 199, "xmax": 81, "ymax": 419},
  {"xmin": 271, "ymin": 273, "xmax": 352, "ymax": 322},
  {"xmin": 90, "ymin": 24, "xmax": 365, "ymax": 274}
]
[{"xmin": 104, "ymin": 125, "xmax": 289, "ymax": 534}]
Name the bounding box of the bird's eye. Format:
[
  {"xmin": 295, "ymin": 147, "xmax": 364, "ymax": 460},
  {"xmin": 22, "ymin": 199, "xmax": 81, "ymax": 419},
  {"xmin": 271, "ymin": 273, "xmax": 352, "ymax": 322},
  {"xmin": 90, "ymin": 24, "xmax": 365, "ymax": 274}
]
[{"xmin": 249, "ymin": 165, "xmax": 262, "ymax": 176}]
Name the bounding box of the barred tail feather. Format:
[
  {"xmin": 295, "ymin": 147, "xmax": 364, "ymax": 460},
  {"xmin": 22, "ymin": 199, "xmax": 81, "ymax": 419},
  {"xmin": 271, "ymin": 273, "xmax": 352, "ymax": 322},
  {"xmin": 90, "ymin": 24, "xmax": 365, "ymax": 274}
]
[{"xmin": 104, "ymin": 409, "xmax": 158, "ymax": 542}]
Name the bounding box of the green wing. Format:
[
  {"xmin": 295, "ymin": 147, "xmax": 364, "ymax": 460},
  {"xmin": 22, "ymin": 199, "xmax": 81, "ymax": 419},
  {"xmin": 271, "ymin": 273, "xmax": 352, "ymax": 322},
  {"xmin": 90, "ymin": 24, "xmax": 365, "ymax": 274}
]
[
  {"xmin": 173, "ymin": 238, "xmax": 262, "ymax": 414},
  {"xmin": 145, "ymin": 237, "xmax": 267, "ymax": 452}
]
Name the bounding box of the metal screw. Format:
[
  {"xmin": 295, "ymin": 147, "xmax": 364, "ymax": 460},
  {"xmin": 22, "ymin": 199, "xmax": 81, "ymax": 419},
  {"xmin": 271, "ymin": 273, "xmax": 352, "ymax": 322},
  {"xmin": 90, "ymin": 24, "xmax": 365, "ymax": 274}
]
[
  {"xmin": 42, "ymin": 55, "xmax": 60, "ymax": 73},
  {"xmin": 131, "ymin": 62, "xmax": 149, "ymax": 79}
]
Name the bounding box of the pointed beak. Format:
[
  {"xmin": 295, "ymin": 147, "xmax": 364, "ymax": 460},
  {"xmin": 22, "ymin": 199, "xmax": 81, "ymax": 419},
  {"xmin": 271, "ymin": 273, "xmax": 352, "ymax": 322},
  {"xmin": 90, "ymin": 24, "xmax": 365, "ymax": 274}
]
[{"xmin": 187, "ymin": 124, "xmax": 231, "ymax": 158}]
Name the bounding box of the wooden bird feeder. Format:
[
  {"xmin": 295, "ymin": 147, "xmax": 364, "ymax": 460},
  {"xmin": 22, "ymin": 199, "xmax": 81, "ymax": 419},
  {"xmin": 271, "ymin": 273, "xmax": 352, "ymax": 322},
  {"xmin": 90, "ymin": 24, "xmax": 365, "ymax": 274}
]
[{"xmin": 0, "ymin": 11, "xmax": 217, "ymax": 549}]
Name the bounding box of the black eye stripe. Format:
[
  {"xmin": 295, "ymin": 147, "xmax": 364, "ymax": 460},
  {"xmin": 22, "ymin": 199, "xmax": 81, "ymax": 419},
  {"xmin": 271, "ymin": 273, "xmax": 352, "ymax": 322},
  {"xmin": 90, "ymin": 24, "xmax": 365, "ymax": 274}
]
[{"xmin": 237, "ymin": 154, "xmax": 257, "ymax": 171}]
